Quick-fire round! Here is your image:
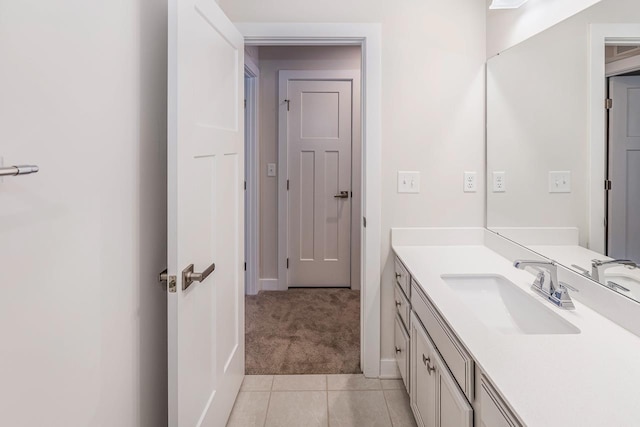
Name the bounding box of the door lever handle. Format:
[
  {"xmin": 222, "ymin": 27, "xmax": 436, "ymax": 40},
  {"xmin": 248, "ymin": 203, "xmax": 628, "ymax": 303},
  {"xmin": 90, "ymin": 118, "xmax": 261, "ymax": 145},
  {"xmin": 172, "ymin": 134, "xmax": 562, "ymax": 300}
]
[
  {"xmin": 182, "ymin": 262, "xmax": 216, "ymax": 291},
  {"xmin": 334, "ymin": 191, "xmax": 349, "ymax": 199}
]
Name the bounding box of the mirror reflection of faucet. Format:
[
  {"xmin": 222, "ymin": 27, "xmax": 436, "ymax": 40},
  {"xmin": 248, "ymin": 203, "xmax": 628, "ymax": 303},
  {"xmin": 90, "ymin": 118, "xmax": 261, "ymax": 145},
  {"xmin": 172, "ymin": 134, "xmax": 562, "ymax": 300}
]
[
  {"xmin": 591, "ymin": 259, "xmax": 637, "ymax": 282},
  {"xmin": 513, "ymin": 260, "xmax": 576, "ymax": 310}
]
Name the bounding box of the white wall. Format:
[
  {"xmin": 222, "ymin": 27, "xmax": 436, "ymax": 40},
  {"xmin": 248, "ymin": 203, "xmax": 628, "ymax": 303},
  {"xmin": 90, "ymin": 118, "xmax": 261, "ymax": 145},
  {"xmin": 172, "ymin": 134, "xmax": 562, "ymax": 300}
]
[
  {"xmin": 0, "ymin": 1, "xmax": 168, "ymax": 426},
  {"xmin": 486, "ymin": 0, "xmax": 640, "ymax": 248},
  {"xmin": 254, "ymin": 46, "xmax": 362, "ymax": 284},
  {"xmin": 486, "ymin": 0, "xmax": 602, "ymax": 57},
  {"xmin": 220, "ymin": 0, "xmax": 486, "ymax": 366}
]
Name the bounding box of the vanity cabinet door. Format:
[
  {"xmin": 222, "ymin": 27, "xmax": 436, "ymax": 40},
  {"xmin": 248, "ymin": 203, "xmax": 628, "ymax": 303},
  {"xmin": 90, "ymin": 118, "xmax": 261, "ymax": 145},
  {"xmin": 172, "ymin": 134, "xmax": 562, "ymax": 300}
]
[
  {"xmin": 394, "ymin": 314, "xmax": 410, "ymax": 392},
  {"xmin": 411, "ymin": 313, "xmax": 437, "ymax": 427},
  {"xmin": 433, "ymin": 350, "xmax": 472, "ymax": 427}
]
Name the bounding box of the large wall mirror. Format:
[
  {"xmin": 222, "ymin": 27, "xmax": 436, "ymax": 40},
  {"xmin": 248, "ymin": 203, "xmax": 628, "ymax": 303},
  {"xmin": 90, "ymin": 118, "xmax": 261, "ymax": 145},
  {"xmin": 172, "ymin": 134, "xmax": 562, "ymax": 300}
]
[{"xmin": 486, "ymin": 0, "xmax": 640, "ymax": 303}]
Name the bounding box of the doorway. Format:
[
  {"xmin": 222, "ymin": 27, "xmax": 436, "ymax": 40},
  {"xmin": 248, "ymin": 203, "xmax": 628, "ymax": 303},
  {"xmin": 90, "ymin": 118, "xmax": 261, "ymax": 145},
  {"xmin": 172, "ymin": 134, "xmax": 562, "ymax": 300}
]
[
  {"xmin": 605, "ymin": 50, "xmax": 640, "ymax": 262},
  {"xmin": 238, "ymin": 23, "xmax": 382, "ymax": 380},
  {"xmin": 243, "ymin": 46, "xmax": 363, "ymax": 375}
]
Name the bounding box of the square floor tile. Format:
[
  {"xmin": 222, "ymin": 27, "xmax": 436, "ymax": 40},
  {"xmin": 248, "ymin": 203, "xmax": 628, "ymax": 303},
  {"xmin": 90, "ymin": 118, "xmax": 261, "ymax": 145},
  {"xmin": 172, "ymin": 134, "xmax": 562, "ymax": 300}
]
[
  {"xmin": 241, "ymin": 375, "xmax": 274, "ymax": 391},
  {"xmin": 384, "ymin": 390, "xmax": 417, "ymax": 427},
  {"xmin": 327, "ymin": 374, "xmax": 381, "ymax": 390},
  {"xmin": 381, "ymin": 379, "xmax": 405, "ymax": 390},
  {"xmin": 226, "ymin": 391, "xmax": 270, "ymax": 427},
  {"xmin": 265, "ymin": 391, "xmax": 328, "ymax": 427},
  {"xmin": 272, "ymin": 374, "xmax": 326, "ymax": 391},
  {"xmin": 328, "ymin": 390, "xmax": 392, "ymax": 427}
]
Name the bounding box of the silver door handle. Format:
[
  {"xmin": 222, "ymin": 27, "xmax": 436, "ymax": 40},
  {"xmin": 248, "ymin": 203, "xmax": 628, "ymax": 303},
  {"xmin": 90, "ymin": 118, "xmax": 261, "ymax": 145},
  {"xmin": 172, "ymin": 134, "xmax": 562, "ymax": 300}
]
[
  {"xmin": 0, "ymin": 165, "xmax": 39, "ymax": 177},
  {"xmin": 334, "ymin": 191, "xmax": 349, "ymax": 199},
  {"xmin": 182, "ymin": 262, "xmax": 216, "ymax": 290}
]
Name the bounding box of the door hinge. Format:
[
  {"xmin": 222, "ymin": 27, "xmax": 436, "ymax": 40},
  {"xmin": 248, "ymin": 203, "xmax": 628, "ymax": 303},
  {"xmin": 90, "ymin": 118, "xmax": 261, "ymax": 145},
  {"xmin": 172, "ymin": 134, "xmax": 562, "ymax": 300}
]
[
  {"xmin": 606, "ymin": 98, "xmax": 613, "ymax": 109},
  {"xmin": 363, "ymin": 217, "xmax": 367, "ymax": 228},
  {"xmin": 605, "ymin": 179, "xmax": 612, "ymax": 190},
  {"xmin": 244, "ymin": 262, "xmax": 247, "ymax": 271},
  {"xmin": 244, "ymin": 99, "xmax": 247, "ymax": 109},
  {"xmin": 287, "ymin": 179, "xmax": 289, "ymax": 191},
  {"xmin": 284, "ymin": 99, "xmax": 290, "ymax": 111},
  {"xmin": 159, "ymin": 269, "xmax": 177, "ymax": 293},
  {"xmin": 286, "ymin": 258, "xmax": 289, "ymax": 269},
  {"xmin": 244, "ymin": 180, "xmax": 247, "ymax": 191}
]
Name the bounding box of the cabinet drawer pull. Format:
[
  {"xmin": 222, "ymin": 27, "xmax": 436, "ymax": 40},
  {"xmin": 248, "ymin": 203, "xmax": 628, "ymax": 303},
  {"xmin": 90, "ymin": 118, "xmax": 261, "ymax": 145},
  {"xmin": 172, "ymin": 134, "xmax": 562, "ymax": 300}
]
[
  {"xmin": 395, "ymin": 300, "xmax": 402, "ymax": 307},
  {"xmin": 395, "ymin": 272, "xmax": 402, "ymax": 279},
  {"xmin": 422, "ymin": 354, "xmax": 430, "ymax": 365},
  {"xmin": 426, "ymin": 363, "xmax": 436, "ymax": 375},
  {"xmin": 395, "ymin": 346, "xmax": 402, "ymax": 354}
]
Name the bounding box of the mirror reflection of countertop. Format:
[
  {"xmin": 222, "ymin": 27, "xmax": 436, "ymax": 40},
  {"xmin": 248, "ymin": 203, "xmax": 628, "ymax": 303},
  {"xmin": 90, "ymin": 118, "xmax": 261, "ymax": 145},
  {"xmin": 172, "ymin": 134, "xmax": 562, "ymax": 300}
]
[{"xmin": 393, "ymin": 242, "xmax": 640, "ymax": 427}]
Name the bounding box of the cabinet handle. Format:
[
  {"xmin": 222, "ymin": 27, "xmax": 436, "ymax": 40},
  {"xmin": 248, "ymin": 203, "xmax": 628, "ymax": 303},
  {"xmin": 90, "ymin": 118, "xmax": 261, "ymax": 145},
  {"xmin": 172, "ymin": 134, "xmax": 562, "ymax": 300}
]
[
  {"xmin": 395, "ymin": 272, "xmax": 402, "ymax": 279},
  {"xmin": 422, "ymin": 354, "xmax": 430, "ymax": 365},
  {"xmin": 395, "ymin": 300, "xmax": 402, "ymax": 307},
  {"xmin": 395, "ymin": 346, "xmax": 402, "ymax": 354},
  {"xmin": 426, "ymin": 363, "xmax": 436, "ymax": 375}
]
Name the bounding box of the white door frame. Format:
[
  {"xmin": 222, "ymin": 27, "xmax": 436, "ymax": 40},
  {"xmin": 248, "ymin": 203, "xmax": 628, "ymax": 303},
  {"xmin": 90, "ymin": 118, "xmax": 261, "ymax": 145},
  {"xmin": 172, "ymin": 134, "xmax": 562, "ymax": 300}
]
[
  {"xmin": 238, "ymin": 23, "xmax": 382, "ymax": 378},
  {"xmin": 589, "ymin": 24, "xmax": 640, "ymax": 253},
  {"xmin": 278, "ymin": 69, "xmax": 361, "ymax": 290},
  {"xmin": 245, "ymin": 56, "xmax": 260, "ymax": 295}
]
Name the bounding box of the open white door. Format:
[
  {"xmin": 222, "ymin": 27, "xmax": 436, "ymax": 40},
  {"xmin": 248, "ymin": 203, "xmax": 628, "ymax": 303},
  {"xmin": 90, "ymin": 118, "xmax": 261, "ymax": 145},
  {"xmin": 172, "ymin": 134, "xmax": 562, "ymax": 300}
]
[{"xmin": 167, "ymin": 1, "xmax": 244, "ymax": 426}]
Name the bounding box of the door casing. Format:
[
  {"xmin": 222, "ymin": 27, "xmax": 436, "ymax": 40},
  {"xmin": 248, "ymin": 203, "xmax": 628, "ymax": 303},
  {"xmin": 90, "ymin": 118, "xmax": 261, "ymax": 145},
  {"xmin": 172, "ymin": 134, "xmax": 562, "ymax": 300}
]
[{"xmin": 239, "ymin": 23, "xmax": 382, "ymax": 378}]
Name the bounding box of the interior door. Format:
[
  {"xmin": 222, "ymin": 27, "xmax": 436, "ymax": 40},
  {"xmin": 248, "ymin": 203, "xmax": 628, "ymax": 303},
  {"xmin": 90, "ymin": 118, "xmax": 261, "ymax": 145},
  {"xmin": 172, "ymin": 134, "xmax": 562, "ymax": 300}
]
[
  {"xmin": 167, "ymin": 1, "xmax": 244, "ymax": 426},
  {"xmin": 608, "ymin": 76, "xmax": 640, "ymax": 262},
  {"xmin": 286, "ymin": 79, "xmax": 352, "ymax": 287}
]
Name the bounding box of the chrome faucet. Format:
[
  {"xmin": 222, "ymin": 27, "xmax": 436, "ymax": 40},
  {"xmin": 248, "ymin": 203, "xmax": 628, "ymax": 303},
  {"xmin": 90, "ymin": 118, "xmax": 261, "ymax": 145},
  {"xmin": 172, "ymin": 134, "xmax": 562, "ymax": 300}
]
[
  {"xmin": 513, "ymin": 260, "xmax": 576, "ymax": 310},
  {"xmin": 591, "ymin": 259, "xmax": 637, "ymax": 282}
]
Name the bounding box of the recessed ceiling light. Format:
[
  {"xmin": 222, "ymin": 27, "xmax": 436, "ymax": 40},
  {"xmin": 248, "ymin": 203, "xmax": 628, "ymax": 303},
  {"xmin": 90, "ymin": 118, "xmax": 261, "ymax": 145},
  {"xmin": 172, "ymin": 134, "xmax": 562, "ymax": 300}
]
[{"xmin": 489, "ymin": 0, "xmax": 529, "ymax": 9}]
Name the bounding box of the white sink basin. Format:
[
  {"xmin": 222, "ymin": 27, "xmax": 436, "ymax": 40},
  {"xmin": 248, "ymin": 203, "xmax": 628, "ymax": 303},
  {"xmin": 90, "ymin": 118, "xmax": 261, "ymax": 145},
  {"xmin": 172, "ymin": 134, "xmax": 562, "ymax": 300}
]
[{"xmin": 441, "ymin": 274, "xmax": 580, "ymax": 335}]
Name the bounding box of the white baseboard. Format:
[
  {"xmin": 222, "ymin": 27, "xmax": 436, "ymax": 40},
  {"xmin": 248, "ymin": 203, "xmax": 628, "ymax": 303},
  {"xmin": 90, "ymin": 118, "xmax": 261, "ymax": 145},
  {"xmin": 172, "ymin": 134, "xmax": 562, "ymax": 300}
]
[
  {"xmin": 379, "ymin": 358, "xmax": 401, "ymax": 379},
  {"xmin": 259, "ymin": 279, "xmax": 280, "ymax": 291}
]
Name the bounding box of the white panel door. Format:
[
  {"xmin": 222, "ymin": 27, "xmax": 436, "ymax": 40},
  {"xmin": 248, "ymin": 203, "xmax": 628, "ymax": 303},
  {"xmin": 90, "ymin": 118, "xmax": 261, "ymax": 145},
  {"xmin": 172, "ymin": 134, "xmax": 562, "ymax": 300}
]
[
  {"xmin": 167, "ymin": 1, "xmax": 244, "ymax": 426},
  {"xmin": 608, "ymin": 76, "xmax": 640, "ymax": 263},
  {"xmin": 287, "ymin": 79, "xmax": 352, "ymax": 287}
]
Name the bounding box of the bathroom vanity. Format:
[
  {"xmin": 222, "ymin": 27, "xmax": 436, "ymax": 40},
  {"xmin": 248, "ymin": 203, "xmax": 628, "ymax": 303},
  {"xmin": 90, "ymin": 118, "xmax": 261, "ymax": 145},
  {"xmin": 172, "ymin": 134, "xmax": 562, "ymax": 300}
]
[{"xmin": 391, "ymin": 228, "xmax": 640, "ymax": 427}]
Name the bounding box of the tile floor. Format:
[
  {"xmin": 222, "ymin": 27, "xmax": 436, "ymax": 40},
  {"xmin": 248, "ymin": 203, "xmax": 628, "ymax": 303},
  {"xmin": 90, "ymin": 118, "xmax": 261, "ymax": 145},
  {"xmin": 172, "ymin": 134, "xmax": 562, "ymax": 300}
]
[{"xmin": 227, "ymin": 374, "xmax": 418, "ymax": 427}]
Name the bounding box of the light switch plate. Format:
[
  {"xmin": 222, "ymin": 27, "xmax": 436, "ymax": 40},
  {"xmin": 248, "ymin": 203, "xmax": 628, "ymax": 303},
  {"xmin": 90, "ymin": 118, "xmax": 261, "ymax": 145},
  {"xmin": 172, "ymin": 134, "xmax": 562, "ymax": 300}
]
[
  {"xmin": 492, "ymin": 171, "xmax": 506, "ymax": 192},
  {"xmin": 463, "ymin": 171, "xmax": 477, "ymax": 193},
  {"xmin": 549, "ymin": 171, "xmax": 571, "ymax": 193},
  {"xmin": 267, "ymin": 163, "xmax": 277, "ymax": 177},
  {"xmin": 398, "ymin": 171, "xmax": 420, "ymax": 193}
]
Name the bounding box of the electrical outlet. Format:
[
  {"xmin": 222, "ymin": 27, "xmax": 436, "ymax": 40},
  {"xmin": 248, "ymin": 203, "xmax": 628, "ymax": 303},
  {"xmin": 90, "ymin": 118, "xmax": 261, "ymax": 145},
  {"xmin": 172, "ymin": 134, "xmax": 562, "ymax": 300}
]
[
  {"xmin": 398, "ymin": 171, "xmax": 420, "ymax": 193},
  {"xmin": 463, "ymin": 171, "xmax": 477, "ymax": 193},
  {"xmin": 548, "ymin": 171, "xmax": 571, "ymax": 193},
  {"xmin": 267, "ymin": 163, "xmax": 277, "ymax": 177},
  {"xmin": 492, "ymin": 171, "xmax": 506, "ymax": 192}
]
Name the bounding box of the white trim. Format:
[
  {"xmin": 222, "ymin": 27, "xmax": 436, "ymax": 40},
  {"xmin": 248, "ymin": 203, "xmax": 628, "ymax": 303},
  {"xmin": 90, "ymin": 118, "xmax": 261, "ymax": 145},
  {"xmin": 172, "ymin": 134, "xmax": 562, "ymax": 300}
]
[
  {"xmin": 244, "ymin": 63, "xmax": 260, "ymax": 295},
  {"xmin": 589, "ymin": 24, "xmax": 640, "ymax": 254},
  {"xmin": 258, "ymin": 279, "xmax": 279, "ymax": 292},
  {"xmin": 277, "ymin": 69, "xmax": 361, "ymax": 292},
  {"xmin": 239, "ymin": 23, "xmax": 382, "ymax": 378},
  {"xmin": 379, "ymin": 358, "xmax": 401, "ymax": 380}
]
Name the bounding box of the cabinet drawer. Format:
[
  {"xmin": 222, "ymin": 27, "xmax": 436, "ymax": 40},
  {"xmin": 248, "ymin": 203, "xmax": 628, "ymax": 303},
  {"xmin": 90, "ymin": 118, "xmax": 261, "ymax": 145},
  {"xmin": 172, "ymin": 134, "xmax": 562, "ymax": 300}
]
[
  {"xmin": 480, "ymin": 375, "xmax": 521, "ymax": 427},
  {"xmin": 411, "ymin": 279, "xmax": 474, "ymax": 402},
  {"xmin": 394, "ymin": 257, "xmax": 410, "ymax": 297},
  {"xmin": 394, "ymin": 284, "xmax": 410, "ymax": 329},
  {"xmin": 394, "ymin": 314, "xmax": 410, "ymax": 393}
]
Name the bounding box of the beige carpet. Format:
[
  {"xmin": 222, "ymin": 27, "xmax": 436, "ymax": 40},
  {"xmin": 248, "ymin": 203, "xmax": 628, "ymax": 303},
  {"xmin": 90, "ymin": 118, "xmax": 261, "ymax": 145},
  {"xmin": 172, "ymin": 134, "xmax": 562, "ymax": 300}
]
[{"xmin": 245, "ymin": 288, "xmax": 361, "ymax": 375}]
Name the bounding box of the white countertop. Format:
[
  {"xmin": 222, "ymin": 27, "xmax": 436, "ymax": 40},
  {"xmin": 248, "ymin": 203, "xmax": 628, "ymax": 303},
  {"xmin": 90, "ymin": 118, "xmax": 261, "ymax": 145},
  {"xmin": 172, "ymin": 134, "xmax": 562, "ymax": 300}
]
[{"xmin": 393, "ymin": 244, "xmax": 640, "ymax": 427}]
